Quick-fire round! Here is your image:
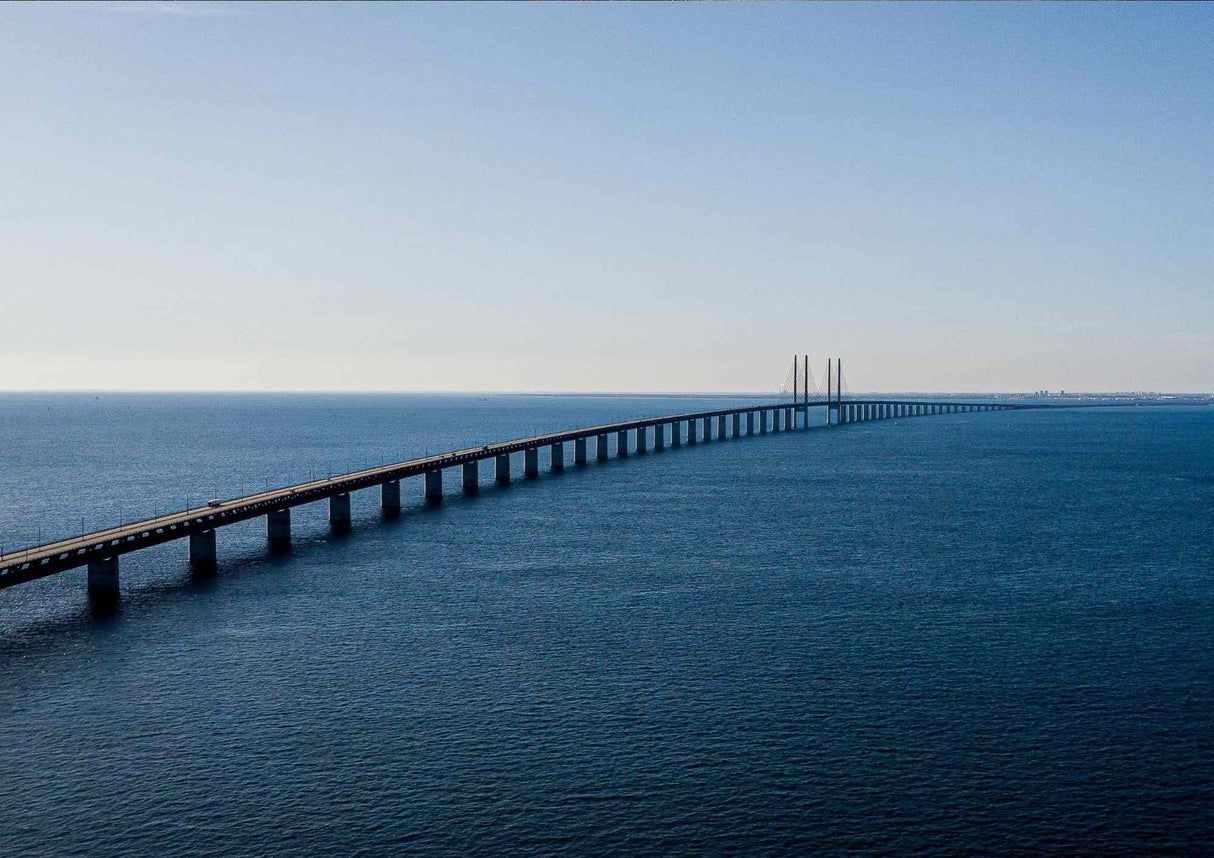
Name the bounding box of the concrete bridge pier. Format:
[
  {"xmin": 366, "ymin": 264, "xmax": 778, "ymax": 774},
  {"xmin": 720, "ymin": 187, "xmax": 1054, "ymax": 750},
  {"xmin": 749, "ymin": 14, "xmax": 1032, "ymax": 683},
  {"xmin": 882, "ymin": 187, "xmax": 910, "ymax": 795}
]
[
  {"xmin": 496, "ymin": 453, "xmax": 511, "ymax": 483},
  {"xmin": 87, "ymin": 556, "xmax": 119, "ymax": 599},
  {"xmin": 425, "ymin": 469, "xmax": 443, "ymax": 502},
  {"xmin": 729, "ymin": 413, "xmax": 739, "ymax": 437},
  {"xmin": 462, "ymin": 462, "xmax": 478, "ymax": 492},
  {"xmin": 575, "ymin": 438, "xmax": 587, "ymax": 465},
  {"xmin": 719, "ymin": 414, "xmax": 728, "ymax": 439},
  {"xmin": 524, "ymin": 448, "xmax": 540, "ymax": 476},
  {"xmin": 687, "ymin": 419, "xmax": 697, "ymax": 444},
  {"xmin": 702, "ymin": 418, "xmax": 711, "ymax": 442},
  {"xmin": 551, "ymin": 442, "xmax": 564, "ymax": 472},
  {"xmin": 597, "ymin": 434, "xmax": 609, "ymax": 461},
  {"xmin": 189, "ymin": 529, "xmax": 217, "ymax": 571},
  {"xmin": 267, "ymin": 508, "xmax": 291, "ymax": 552},
  {"xmin": 616, "ymin": 430, "xmax": 629, "ymax": 457},
  {"xmin": 382, "ymin": 479, "xmax": 402, "ymax": 511},
  {"xmin": 330, "ymin": 493, "xmax": 352, "ymax": 529},
  {"xmin": 672, "ymin": 421, "xmax": 682, "ymax": 446},
  {"xmin": 655, "ymin": 424, "xmax": 665, "ymax": 450},
  {"xmin": 746, "ymin": 411, "xmax": 754, "ymax": 436},
  {"xmin": 636, "ymin": 426, "xmax": 648, "ymax": 453},
  {"xmin": 774, "ymin": 409, "xmax": 782, "ymax": 432}
]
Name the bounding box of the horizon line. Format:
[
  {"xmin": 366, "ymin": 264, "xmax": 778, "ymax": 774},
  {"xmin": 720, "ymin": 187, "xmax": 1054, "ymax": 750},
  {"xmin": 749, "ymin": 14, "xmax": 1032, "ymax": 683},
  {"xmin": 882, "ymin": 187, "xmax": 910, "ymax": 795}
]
[{"xmin": 1, "ymin": 389, "xmax": 1209, "ymax": 397}]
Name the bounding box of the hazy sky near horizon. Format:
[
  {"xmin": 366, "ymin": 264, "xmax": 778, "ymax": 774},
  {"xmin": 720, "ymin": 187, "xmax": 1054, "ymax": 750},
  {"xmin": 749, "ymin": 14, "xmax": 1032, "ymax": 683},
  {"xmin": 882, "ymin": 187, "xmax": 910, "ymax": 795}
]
[{"xmin": 2, "ymin": 3, "xmax": 1211, "ymax": 393}]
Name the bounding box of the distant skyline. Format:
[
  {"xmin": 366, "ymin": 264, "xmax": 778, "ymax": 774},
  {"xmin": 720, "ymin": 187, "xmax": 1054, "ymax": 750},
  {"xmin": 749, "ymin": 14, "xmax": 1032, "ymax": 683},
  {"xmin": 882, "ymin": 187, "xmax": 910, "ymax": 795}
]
[{"xmin": 2, "ymin": 3, "xmax": 1211, "ymax": 393}]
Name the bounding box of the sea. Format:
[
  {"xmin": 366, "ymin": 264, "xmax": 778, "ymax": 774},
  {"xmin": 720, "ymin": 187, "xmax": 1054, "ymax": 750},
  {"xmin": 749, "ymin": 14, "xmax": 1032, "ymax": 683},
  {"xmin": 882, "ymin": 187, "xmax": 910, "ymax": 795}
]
[{"xmin": 1, "ymin": 393, "xmax": 1211, "ymax": 856}]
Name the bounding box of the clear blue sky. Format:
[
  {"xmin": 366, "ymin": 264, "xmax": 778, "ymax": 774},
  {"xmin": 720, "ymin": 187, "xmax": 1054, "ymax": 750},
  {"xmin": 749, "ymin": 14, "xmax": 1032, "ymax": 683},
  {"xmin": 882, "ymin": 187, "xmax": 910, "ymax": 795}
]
[{"xmin": 2, "ymin": 3, "xmax": 1210, "ymax": 392}]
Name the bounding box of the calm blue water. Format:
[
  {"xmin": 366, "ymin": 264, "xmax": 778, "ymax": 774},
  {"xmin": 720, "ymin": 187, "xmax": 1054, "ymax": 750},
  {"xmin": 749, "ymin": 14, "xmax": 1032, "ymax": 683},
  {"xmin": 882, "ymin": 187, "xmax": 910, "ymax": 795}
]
[{"xmin": 1, "ymin": 394, "xmax": 1211, "ymax": 855}]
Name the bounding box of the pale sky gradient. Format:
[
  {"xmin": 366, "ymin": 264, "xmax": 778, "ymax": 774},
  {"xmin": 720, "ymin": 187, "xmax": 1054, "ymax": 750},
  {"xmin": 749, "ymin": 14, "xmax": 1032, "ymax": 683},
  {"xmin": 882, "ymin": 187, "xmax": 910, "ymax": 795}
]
[{"xmin": 2, "ymin": 3, "xmax": 1211, "ymax": 392}]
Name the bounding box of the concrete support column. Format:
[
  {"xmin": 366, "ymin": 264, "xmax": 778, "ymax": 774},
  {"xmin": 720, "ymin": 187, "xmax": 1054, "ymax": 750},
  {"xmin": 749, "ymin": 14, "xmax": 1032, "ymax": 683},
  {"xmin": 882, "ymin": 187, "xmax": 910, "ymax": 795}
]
[
  {"xmin": 575, "ymin": 438, "xmax": 587, "ymax": 465},
  {"xmin": 731, "ymin": 413, "xmax": 740, "ymax": 438},
  {"xmin": 189, "ymin": 529, "xmax": 216, "ymax": 569},
  {"xmin": 636, "ymin": 426, "xmax": 648, "ymax": 453},
  {"xmin": 87, "ymin": 556, "xmax": 119, "ymax": 598},
  {"xmin": 462, "ymin": 462, "xmax": 478, "ymax": 492},
  {"xmin": 330, "ymin": 492, "xmax": 351, "ymax": 528},
  {"xmin": 718, "ymin": 414, "xmax": 727, "ymax": 439},
  {"xmin": 654, "ymin": 423, "xmax": 665, "ymax": 449},
  {"xmin": 702, "ymin": 418, "xmax": 712, "ymax": 442},
  {"xmin": 382, "ymin": 479, "xmax": 402, "ymax": 511},
  {"xmin": 687, "ymin": 419, "xmax": 697, "ymax": 444},
  {"xmin": 672, "ymin": 421, "xmax": 682, "ymax": 447},
  {"xmin": 496, "ymin": 453, "xmax": 511, "ymax": 483},
  {"xmin": 267, "ymin": 508, "xmax": 291, "ymax": 551},
  {"xmin": 597, "ymin": 434, "xmax": 609, "ymax": 461},
  {"xmin": 616, "ymin": 429, "xmax": 629, "ymax": 457},
  {"xmin": 746, "ymin": 411, "xmax": 754, "ymax": 436},
  {"xmin": 551, "ymin": 442, "xmax": 564, "ymax": 472},
  {"xmin": 524, "ymin": 448, "xmax": 540, "ymax": 476},
  {"xmin": 760, "ymin": 410, "xmax": 768, "ymax": 434},
  {"xmin": 774, "ymin": 409, "xmax": 782, "ymax": 432},
  {"xmin": 425, "ymin": 469, "xmax": 443, "ymax": 501}
]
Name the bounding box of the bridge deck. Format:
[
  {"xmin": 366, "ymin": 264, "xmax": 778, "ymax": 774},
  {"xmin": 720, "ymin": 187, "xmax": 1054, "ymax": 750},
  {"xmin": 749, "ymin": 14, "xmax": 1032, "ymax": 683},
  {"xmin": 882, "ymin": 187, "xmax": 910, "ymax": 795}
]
[{"xmin": 0, "ymin": 398, "xmax": 1028, "ymax": 589}]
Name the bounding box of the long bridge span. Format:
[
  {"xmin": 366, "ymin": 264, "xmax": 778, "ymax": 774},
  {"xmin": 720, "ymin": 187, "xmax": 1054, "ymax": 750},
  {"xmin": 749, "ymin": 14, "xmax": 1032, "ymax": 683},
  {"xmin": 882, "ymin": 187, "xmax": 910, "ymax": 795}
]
[{"xmin": 0, "ymin": 395, "xmax": 1153, "ymax": 598}]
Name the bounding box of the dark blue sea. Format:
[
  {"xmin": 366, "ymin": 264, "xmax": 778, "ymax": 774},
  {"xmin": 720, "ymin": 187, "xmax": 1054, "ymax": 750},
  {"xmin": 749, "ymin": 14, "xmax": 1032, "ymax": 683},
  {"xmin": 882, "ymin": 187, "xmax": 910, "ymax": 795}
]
[{"xmin": 2, "ymin": 394, "xmax": 1211, "ymax": 856}]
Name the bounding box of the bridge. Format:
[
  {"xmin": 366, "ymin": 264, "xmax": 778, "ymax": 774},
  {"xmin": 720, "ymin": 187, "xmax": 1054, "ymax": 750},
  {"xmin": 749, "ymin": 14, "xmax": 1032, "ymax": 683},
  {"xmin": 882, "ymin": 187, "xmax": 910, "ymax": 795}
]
[
  {"xmin": 3, "ymin": 367, "xmax": 1204, "ymax": 601},
  {"xmin": 0, "ymin": 392, "xmax": 1017, "ymax": 598}
]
